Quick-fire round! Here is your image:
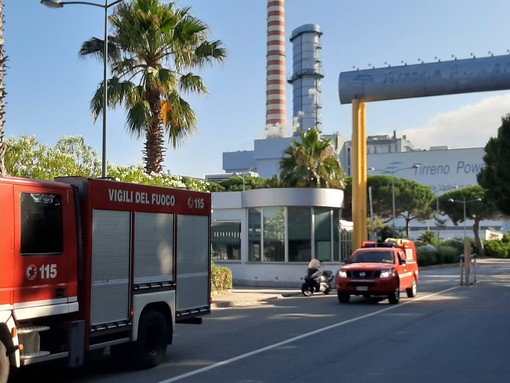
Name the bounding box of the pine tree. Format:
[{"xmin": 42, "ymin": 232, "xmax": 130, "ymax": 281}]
[{"xmin": 477, "ymin": 114, "xmax": 510, "ymax": 215}]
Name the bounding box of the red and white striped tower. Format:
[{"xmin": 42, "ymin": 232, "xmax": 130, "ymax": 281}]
[{"xmin": 266, "ymin": 0, "xmax": 287, "ymax": 128}]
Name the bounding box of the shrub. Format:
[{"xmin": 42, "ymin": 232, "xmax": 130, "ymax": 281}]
[
  {"xmin": 484, "ymin": 240, "xmax": 510, "ymax": 258},
  {"xmin": 437, "ymin": 246, "xmax": 461, "ymax": 264},
  {"xmin": 417, "ymin": 244, "xmax": 464, "ymax": 266},
  {"xmin": 440, "ymin": 238, "xmax": 465, "ymax": 254},
  {"xmin": 417, "ymin": 247, "xmax": 438, "ymax": 266},
  {"xmin": 417, "ymin": 231, "xmax": 439, "ymax": 246},
  {"xmin": 211, "ymin": 262, "xmax": 233, "ymax": 292}
]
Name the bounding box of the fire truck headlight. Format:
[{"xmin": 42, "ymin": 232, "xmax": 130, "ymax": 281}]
[{"xmin": 380, "ymin": 269, "xmax": 395, "ymax": 278}]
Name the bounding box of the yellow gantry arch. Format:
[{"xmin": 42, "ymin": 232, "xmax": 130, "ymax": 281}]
[{"xmin": 339, "ymin": 54, "xmax": 510, "ymax": 248}]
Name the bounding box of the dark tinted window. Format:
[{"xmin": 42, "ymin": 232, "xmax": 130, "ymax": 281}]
[{"xmin": 20, "ymin": 193, "xmax": 63, "ymax": 255}]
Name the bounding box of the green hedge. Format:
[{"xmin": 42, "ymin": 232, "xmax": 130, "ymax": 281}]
[
  {"xmin": 484, "ymin": 240, "xmax": 510, "ymax": 258},
  {"xmin": 211, "ymin": 262, "xmax": 233, "ymax": 292},
  {"xmin": 417, "ymin": 245, "xmax": 462, "ymax": 266}
]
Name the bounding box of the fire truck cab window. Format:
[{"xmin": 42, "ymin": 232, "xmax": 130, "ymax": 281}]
[{"xmin": 20, "ymin": 192, "xmax": 64, "ymax": 255}]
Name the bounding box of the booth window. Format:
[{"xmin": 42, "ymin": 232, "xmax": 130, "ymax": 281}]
[
  {"xmin": 314, "ymin": 207, "xmax": 332, "ymax": 261},
  {"xmin": 246, "ymin": 206, "xmax": 343, "ymax": 263},
  {"xmin": 263, "ymin": 207, "xmax": 285, "ymax": 262},
  {"xmin": 288, "ymin": 207, "xmax": 311, "ymax": 262},
  {"xmin": 248, "ymin": 208, "xmax": 262, "ymax": 261},
  {"xmin": 211, "ymin": 221, "xmax": 241, "ymax": 260}
]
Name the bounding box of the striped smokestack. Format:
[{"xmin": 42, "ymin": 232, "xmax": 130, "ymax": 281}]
[{"xmin": 266, "ymin": 0, "xmax": 287, "ymax": 128}]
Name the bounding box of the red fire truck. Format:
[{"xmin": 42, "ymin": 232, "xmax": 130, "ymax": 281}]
[{"xmin": 0, "ymin": 176, "xmax": 212, "ymax": 381}]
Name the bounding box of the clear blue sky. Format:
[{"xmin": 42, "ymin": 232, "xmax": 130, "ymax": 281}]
[{"xmin": 5, "ymin": 0, "xmax": 510, "ymax": 177}]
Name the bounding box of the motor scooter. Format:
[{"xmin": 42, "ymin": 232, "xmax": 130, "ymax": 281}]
[{"xmin": 301, "ymin": 259, "xmax": 335, "ymax": 296}]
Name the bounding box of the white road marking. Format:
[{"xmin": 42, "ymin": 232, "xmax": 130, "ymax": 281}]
[{"xmin": 159, "ymin": 286, "xmax": 459, "ymax": 383}]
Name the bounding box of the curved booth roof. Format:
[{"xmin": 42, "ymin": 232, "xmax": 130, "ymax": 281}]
[{"xmin": 212, "ymin": 188, "xmax": 344, "ymax": 209}]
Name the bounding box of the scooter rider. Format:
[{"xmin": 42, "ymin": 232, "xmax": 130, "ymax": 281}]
[{"xmin": 305, "ymin": 259, "xmax": 323, "ymax": 292}]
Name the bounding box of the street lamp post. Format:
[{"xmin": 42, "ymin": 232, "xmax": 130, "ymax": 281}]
[
  {"xmin": 370, "ymin": 164, "xmax": 420, "ymax": 229},
  {"xmin": 436, "ymin": 196, "xmax": 440, "ymax": 239},
  {"xmin": 448, "ymin": 197, "xmax": 482, "ymax": 239},
  {"xmin": 435, "ymin": 186, "xmax": 458, "ymax": 241},
  {"xmin": 448, "ymin": 196, "xmax": 481, "ymax": 286},
  {"xmin": 391, "ymin": 174, "xmax": 396, "ymax": 228},
  {"xmin": 41, "ymin": 0, "xmax": 124, "ymax": 178},
  {"xmin": 233, "ymin": 172, "xmax": 246, "ymax": 191}
]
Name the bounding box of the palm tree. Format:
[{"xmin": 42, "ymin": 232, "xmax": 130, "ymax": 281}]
[
  {"xmin": 280, "ymin": 128, "xmax": 345, "ymax": 188},
  {"xmin": 0, "ymin": 0, "xmax": 7, "ymax": 176},
  {"xmin": 80, "ymin": 0, "xmax": 226, "ymax": 174}
]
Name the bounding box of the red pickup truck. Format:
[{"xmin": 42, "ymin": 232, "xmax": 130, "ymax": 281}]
[{"xmin": 336, "ymin": 238, "xmax": 419, "ymax": 304}]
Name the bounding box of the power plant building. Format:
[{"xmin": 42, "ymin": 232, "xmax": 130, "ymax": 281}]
[{"xmin": 208, "ymin": 2, "xmax": 505, "ymax": 286}]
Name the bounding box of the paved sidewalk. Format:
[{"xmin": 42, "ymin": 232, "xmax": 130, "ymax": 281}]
[{"xmin": 211, "ymin": 287, "xmax": 302, "ymax": 309}]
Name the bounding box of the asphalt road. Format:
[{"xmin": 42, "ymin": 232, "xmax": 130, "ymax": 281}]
[{"xmin": 11, "ymin": 260, "xmax": 510, "ymax": 383}]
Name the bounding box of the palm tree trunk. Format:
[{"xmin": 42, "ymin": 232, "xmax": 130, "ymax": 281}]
[
  {"xmin": 144, "ymin": 126, "xmax": 165, "ymax": 174},
  {"xmin": 0, "ymin": 0, "xmax": 7, "ymax": 175},
  {"xmin": 143, "ymin": 87, "xmax": 165, "ymax": 174}
]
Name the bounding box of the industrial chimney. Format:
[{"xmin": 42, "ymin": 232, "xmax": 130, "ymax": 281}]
[
  {"xmin": 288, "ymin": 24, "xmax": 324, "ymax": 132},
  {"xmin": 265, "ymin": 0, "xmax": 287, "ymax": 132}
]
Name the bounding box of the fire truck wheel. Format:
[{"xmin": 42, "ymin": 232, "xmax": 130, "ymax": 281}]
[
  {"xmin": 130, "ymin": 310, "xmax": 168, "ymax": 369},
  {"xmin": 110, "ymin": 343, "xmax": 129, "ymax": 366},
  {"xmin": 406, "ymin": 279, "xmax": 417, "ymax": 298},
  {"xmin": 0, "ymin": 341, "xmax": 9, "ymax": 383},
  {"xmin": 388, "ymin": 285, "xmax": 400, "ymax": 304}
]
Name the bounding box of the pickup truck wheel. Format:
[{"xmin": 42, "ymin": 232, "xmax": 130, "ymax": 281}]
[
  {"xmin": 0, "ymin": 341, "xmax": 9, "ymax": 383},
  {"xmin": 406, "ymin": 279, "xmax": 417, "ymax": 298},
  {"xmin": 129, "ymin": 310, "xmax": 168, "ymax": 369},
  {"xmin": 388, "ymin": 285, "xmax": 400, "ymax": 304},
  {"xmin": 337, "ymin": 292, "xmax": 350, "ymax": 303}
]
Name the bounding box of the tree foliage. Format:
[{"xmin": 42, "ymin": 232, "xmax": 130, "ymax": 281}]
[
  {"xmin": 279, "ymin": 128, "xmax": 345, "ymax": 188},
  {"xmin": 477, "ymin": 114, "xmax": 510, "ymax": 215},
  {"xmin": 396, "ymin": 178, "xmax": 436, "ymax": 238},
  {"xmin": 4, "ymin": 135, "xmax": 210, "ymax": 191},
  {"xmin": 217, "ymin": 174, "xmax": 266, "ymax": 191},
  {"xmin": 5, "ymin": 136, "xmax": 101, "ymax": 179},
  {"xmin": 438, "ymin": 185, "xmax": 503, "ymax": 257},
  {"xmin": 80, "ymin": 0, "xmax": 226, "ymax": 174},
  {"xmin": 343, "ymin": 175, "xmax": 435, "ymax": 238}
]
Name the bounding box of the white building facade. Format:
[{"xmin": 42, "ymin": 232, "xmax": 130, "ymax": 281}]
[
  {"xmin": 220, "ymin": 135, "xmax": 506, "ymax": 241},
  {"xmin": 211, "ymin": 188, "xmax": 349, "ymax": 286}
]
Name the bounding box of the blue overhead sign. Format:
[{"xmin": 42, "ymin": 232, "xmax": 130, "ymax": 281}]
[{"xmin": 339, "ymin": 55, "xmax": 510, "ymax": 104}]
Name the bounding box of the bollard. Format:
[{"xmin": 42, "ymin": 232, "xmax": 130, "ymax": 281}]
[
  {"xmin": 472, "ymin": 254, "xmax": 477, "ymax": 284},
  {"xmin": 459, "ymin": 254, "xmax": 464, "ymax": 286},
  {"xmin": 463, "ymin": 239, "xmax": 471, "ymax": 286}
]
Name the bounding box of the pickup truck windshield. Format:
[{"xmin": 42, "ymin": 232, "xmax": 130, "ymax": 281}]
[{"xmin": 349, "ymin": 251, "xmax": 394, "ymax": 264}]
